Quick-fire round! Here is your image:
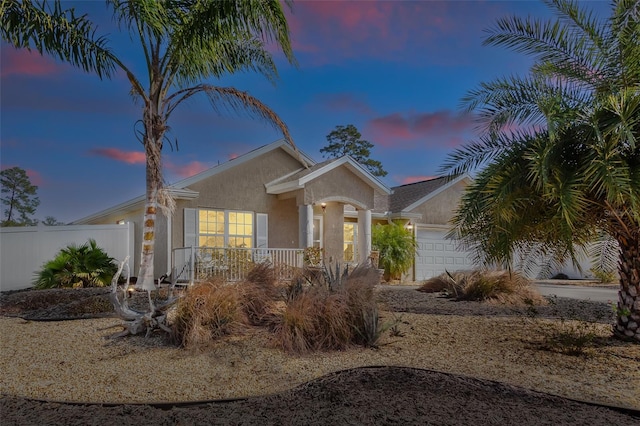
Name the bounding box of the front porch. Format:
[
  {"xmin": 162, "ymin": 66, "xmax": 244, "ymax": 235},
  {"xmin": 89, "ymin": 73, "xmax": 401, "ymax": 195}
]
[{"xmin": 172, "ymin": 246, "xmax": 359, "ymax": 284}]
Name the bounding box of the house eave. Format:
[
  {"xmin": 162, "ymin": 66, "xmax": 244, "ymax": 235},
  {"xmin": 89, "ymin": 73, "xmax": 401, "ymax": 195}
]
[
  {"xmin": 401, "ymin": 174, "xmax": 471, "ymax": 213},
  {"xmin": 72, "ymin": 188, "xmax": 199, "ymax": 224},
  {"xmin": 266, "ymin": 156, "xmax": 392, "ymax": 196},
  {"xmin": 266, "ymin": 181, "xmax": 305, "ymax": 194},
  {"xmin": 388, "ymin": 211, "xmax": 423, "ymax": 221}
]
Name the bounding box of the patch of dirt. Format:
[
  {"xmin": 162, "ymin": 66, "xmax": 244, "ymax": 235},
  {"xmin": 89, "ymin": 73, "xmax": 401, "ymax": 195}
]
[
  {"xmin": 376, "ymin": 286, "xmax": 615, "ymax": 323},
  {"xmin": 0, "ymin": 287, "xmax": 114, "ymax": 320},
  {"xmin": 1, "ymin": 367, "xmax": 637, "ymax": 425}
]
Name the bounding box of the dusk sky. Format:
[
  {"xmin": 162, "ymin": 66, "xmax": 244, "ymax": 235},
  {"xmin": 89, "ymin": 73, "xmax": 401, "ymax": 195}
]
[{"xmin": 0, "ymin": 0, "xmax": 611, "ymax": 224}]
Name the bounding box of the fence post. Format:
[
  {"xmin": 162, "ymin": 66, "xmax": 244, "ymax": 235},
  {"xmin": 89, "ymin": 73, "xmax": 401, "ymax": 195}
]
[{"xmin": 189, "ymin": 246, "xmax": 195, "ymax": 286}]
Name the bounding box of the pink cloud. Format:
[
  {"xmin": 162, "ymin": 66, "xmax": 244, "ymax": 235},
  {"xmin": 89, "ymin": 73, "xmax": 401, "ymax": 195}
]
[
  {"xmin": 399, "ymin": 175, "xmax": 436, "ymax": 185},
  {"xmin": 0, "ymin": 165, "xmax": 44, "ymax": 186},
  {"xmin": 366, "ymin": 111, "xmax": 475, "ymax": 148},
  {"xmin": 165, "ymin": 160, "xmax": 210, "ymax": 179},
  {"xmin": 25, "ymin": 169, "xmax": 44, "ymax": 186},
  {"xmin": 1, "ymin": 48, "xmax": 60, "ymax": 77},
  {"xmin": 285, "ymin": 1, "xmax": 484, "ymax": 66},
  {"xmin": 228, "ymin": 153, "xmax": 239, "ymax": 160},
  {"xmin": 90, "ymin": 148, "xmax": 146, "ymax": 164}
]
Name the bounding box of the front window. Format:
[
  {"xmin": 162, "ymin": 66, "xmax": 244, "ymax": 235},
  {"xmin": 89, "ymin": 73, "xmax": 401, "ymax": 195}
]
[
  {"xmin": 344, "ymin": 223, "xmax": 357, "ymax": 262},
  {"xmin": 198, "ymin": 209, "xmax": 253, "ymax": 248}
]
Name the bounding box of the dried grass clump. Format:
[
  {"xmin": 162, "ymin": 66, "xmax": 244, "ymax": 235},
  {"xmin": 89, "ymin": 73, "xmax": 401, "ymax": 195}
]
[
  {"xmin": 419, "ymin": 270, "xmax": 545, "ymax": 306},
  {"xmin": 418, "ymin": 271, "xmax": 467, "ymax": 296},
  {"xmin": 241, "ymin": 263, "xmax": 281, "ymax": 326},
  {"xmin": 274, "ymin": 286, "xmax": 351, "ymax": 354},
  {"xmin": 170, "ymin": 279, "xmax": 246, "ymax": 348},
  {"xmin": 460, "ymin": 270, "xmax": 519, "ymax": 301},
  {"xmin": 273, "ymin": 263, "xmax": 382, "ymax": 354}
]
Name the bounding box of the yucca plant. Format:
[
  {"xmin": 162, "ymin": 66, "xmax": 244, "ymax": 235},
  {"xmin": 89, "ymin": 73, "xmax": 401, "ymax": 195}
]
[
  {"xmin": 372, "ymin": 221, "xmax": 417, "ymax": 281},
  {"xmin": 33, "ymin": 239, "xmax": 117, "ymax": 289}
]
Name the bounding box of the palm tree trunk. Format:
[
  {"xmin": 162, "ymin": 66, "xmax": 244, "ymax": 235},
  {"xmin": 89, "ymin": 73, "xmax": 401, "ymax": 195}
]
[
  {"xmin": 136, "ymin": 107, "xmax": 166, "ymax": 292},
  {"xmin": 614, "ymin": 230, "xmax": 640, "ymax": 343}
]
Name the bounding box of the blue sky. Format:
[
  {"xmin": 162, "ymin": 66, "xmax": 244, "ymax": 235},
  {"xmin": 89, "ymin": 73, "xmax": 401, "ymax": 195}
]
[{"xmin": 0, "ymin": 0, "xmax": 611, "ymax": 223}]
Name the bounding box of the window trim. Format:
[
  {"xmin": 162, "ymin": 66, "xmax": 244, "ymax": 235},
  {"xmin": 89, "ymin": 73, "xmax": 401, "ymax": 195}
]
[{"xmin": 197, "ymin": 208, "xmax": 254, "ymax": 248}]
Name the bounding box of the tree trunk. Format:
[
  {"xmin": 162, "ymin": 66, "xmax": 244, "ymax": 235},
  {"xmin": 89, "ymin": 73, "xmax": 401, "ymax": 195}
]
[
  {"xmin": 614, "ymin": 230, "xmax": 640, "ymax": 343},
  {"xmin": 136, "ymin": 106, "xmax": 166, "ymax": 292}
]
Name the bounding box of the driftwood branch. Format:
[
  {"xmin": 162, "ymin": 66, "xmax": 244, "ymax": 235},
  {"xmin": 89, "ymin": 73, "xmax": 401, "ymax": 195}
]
[{"xmin": 109, "ymin": 257, "xmax": 179, "ymax": 338}]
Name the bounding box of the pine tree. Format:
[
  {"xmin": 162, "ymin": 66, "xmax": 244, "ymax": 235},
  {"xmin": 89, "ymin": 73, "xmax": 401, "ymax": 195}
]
[
  {"xmin": 321, "ymin": 125, "xmax": 388, "ymax": 177},
  {"xmin": 1, "ymin": 166, "xmax": 39, "ymax": 226}
]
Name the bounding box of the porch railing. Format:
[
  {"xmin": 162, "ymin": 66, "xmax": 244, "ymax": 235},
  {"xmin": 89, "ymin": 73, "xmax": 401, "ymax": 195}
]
[{"xmin": 172, "ymin": 246, "xmax": 304, "ymax": 284}]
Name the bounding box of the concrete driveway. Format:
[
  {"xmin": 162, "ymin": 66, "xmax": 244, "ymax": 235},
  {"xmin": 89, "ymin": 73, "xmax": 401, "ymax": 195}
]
[{"xmin": 534, "ymin": 282, "xmax": 619, "ymax": 303}]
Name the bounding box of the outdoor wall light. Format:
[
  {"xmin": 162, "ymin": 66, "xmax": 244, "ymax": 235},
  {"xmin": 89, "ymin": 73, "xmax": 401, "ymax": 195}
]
[
  {"xmin": 116, "ymin": 219, "xmax": 125, "ymax": 225},
  {"xmin": 321, "ymin": 202, "xmax": 327, "ymax": 213},
  {"xmin": 406, "ymin": 223, "xmax": 413, "ymax": 230}
]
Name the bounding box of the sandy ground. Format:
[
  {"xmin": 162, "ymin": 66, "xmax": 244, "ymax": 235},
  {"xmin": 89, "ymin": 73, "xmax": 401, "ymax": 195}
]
[{"xmin": 0, "ymin": 285, "xmax": 638, "ymax": 425}]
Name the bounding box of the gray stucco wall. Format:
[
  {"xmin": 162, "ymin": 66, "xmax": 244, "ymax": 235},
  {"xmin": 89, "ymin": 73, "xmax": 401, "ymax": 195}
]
[
  {"xmin": 303, "ymin": 167, "xmax": 374, "ymax": 209},
  {"xmin": 409, "ymin": 179, "xmax": 468, "ymax": 225},
  {"xmin": 173, "ymin": 147, "xmax": 304, "ymax": 250}
]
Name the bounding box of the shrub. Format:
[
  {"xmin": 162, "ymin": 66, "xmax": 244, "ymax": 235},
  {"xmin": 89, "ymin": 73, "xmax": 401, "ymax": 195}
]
[
  {"xmin": 419, "ymin": 269, "xmax": 546, "ymax": 306},
  {"xmin": 372, "ymin": 221, "xmax": 417, "ymax": 281},
  {"xmin": 418, "ymin": 271, "xmax": 466, "ymax": 297},
  {"xmin": 241, "ymin": 262, "xmax": 280, "ymax": 326},
  {"xmin": 170, "ymin": 280, "xmax": 246, "ymax": 348},
  {"xmin": 590, "ymin": 268, "xmax": 618, "ymax": 284},
  {"xmin": 33, "ymin": 239, "xmax": 117, "ymax": 289},
  {"xmin": 460, "ymin": 270, "xmax": 519, "ymax": 301},
  {"xmin": 273, "ymin": 263, "xmax": 383, "ymax": 353}
]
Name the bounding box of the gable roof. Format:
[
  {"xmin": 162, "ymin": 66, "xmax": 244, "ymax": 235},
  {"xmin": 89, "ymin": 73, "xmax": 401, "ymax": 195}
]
[
  {"xmin": 73, "ymin": 139, "xmax": 312, "ymax": 223},
  {"xmin": 390, "ymin": 174, "xmax": 470, "ymax": 213},
  {"xmin": 171, "ymin": 139, "xmax": 314, "ymax": 190},
  {"xmin": 265, "ymin": 156, "xmax": 391, "ymax": 195}
]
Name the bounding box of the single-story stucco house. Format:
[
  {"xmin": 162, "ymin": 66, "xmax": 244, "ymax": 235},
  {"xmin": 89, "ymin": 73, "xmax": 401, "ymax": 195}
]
[{"xmin": 73, "ymin": 139, "xmax": 475, "ymax": 283}]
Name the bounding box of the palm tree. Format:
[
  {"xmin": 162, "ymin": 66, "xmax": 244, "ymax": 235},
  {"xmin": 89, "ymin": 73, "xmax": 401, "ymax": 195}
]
[
  {"xmin": 1, "ymin": 0, "xmax": 297, "ymax": 292},
  {"xmin": 442, "ymin": 0, "xmax": 639, "ymax": 342}
]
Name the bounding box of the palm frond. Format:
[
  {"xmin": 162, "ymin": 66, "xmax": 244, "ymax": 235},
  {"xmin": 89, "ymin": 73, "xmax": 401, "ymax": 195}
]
[
  {"xmin": 1, "ymin": 0, "xmax": 116, "ymax": 78},
  {"xmin": 165, "ymin": 0, "xmax": 294, "ymax": 86},
  {"xmin": 170, "ymin": 34, "xmax": 279, "ymax": 87},
  {"xmin": 484, "ymin": 13, "xmax": 602, "ymax": 87},
  {"xmin": 164, "ymin": 84, "xmax": 294, "ymax": 148},
  {"xmin": 587, "ymin": 234, "xmax": 620, "ymax": 276}
]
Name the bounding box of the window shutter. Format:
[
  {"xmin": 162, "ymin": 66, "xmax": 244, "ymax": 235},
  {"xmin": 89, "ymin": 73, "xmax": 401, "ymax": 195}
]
[
  {"xmin": 256, "ymin": 213, "xmax": 268, "ymax": 248},
  {"xmin": 184, "ymin": 208, "xmax": 197, "ymax": 247}
]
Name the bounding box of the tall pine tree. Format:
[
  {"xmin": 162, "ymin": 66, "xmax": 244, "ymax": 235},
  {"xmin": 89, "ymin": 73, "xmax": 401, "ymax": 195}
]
[
  {"xmin": 321, "ymin": 125, "xmax": 387, "ymax": 177},
  {"xmin": 1, "ymin": 166, "xmax": 39, "ymax": 226}
]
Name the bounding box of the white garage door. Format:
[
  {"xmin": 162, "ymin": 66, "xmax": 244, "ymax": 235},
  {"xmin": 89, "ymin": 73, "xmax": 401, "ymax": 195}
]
[{"xmin": 415, "ymin": 228, "xmax": 473, "ymax": 280}]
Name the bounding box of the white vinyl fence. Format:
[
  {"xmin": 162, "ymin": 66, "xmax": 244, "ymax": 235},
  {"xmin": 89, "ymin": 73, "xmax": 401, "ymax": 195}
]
[{"xmin": 0, "ymin": 223, "xmax": 134, "ymax": 291}]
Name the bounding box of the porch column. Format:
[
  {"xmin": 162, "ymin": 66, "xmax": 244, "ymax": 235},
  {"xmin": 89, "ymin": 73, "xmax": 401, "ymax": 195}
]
[
  {"xmin": 357, "ymin": 209, "xmax": 372, "ymax": 263},
  {"xmin": 298, "ymin": 204, "xmax": 314, "ymax": 248}
]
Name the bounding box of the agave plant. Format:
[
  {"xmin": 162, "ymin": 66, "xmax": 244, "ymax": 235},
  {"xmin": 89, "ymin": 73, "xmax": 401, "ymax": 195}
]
[{"xmin": 34, "ymin": 239, "xmax": 117, "ymax": 289}]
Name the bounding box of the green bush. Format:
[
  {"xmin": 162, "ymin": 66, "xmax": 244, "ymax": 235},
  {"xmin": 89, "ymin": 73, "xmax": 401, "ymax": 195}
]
[
  {"xmin": 372, "ymin": 221, "xmax": 417, "ymax": 281},
  {"xmin": 590, "ymin": 268, "xmax": 617, "ymax": 284},
  {"xmin": 33, "ymin": 239, "xmax": 117, "ymax": 289}
]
